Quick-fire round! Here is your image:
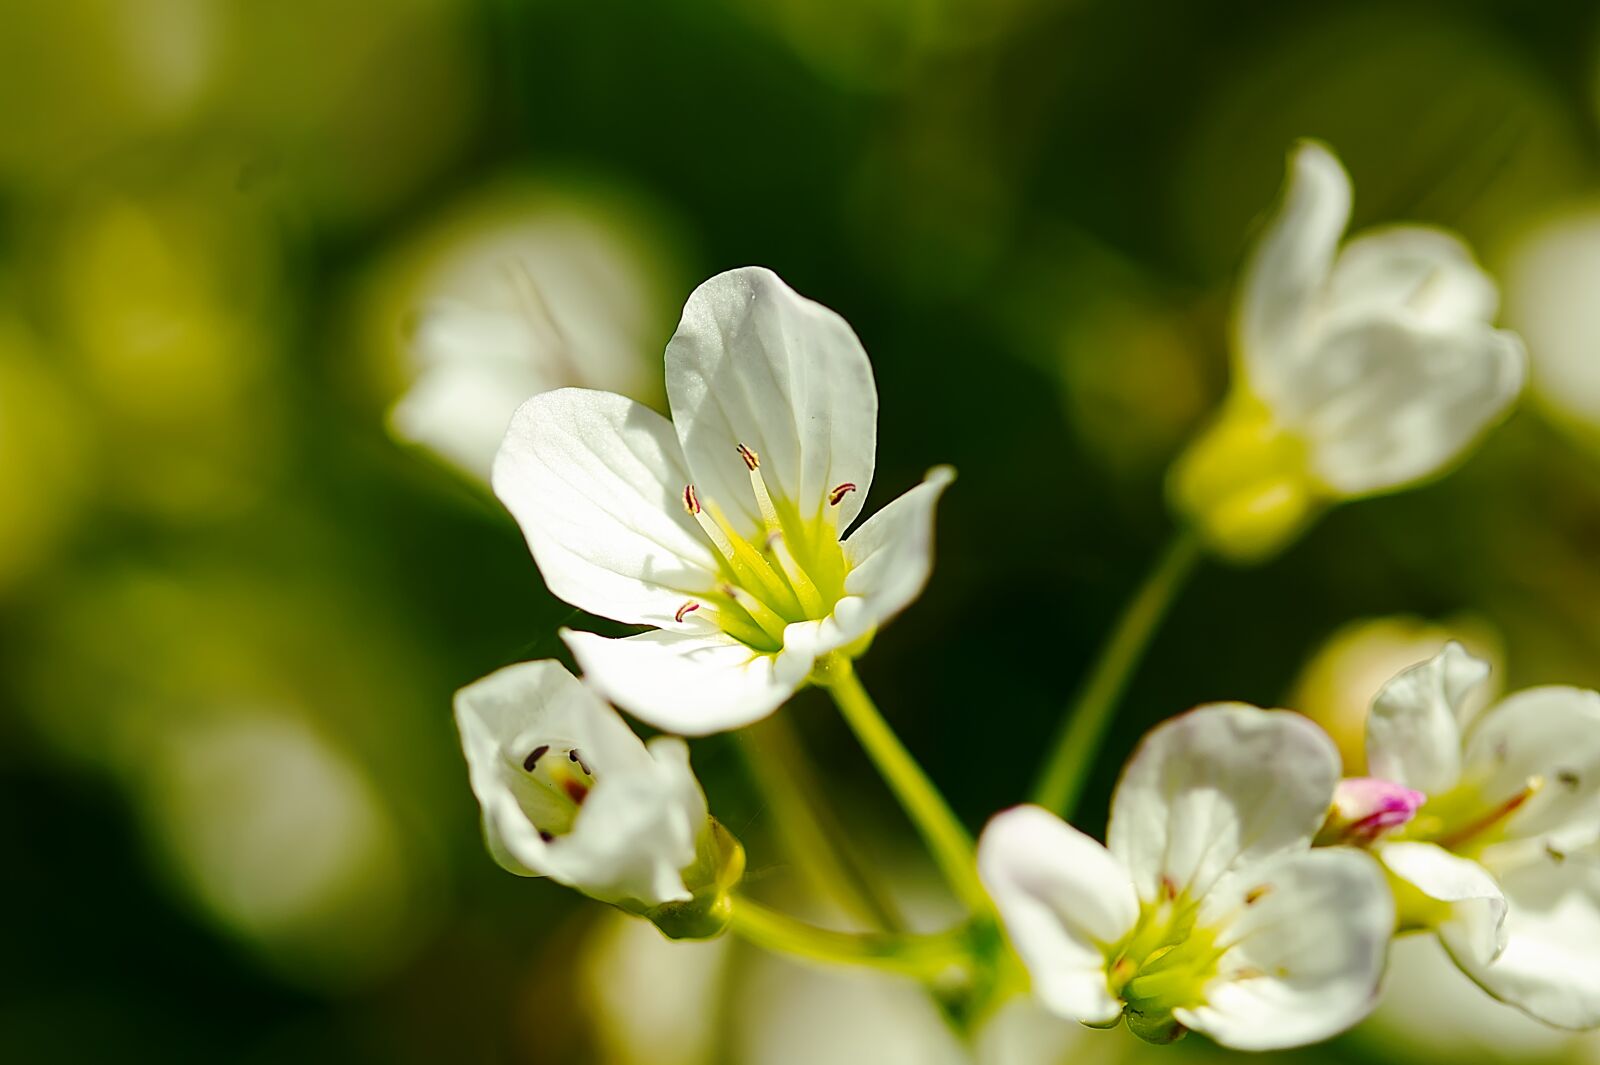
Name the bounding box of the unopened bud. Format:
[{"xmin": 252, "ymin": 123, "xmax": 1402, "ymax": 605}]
[{"xmin": 1317, "ymin": 777, "xmax": 1425, "ymax": 846}]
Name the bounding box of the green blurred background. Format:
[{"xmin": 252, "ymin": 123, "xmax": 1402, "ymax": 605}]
[{"xmin": 5, "ymin": 0, "xmax": 1600, "ymax": 1061}]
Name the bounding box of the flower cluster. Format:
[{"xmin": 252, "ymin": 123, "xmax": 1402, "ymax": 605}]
[{"xmin": 436, "ymin": 140, "xmax": 1600, "ymax": 1053}]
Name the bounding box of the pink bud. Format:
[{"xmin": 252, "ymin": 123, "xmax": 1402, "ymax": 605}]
[{"xmin": 1319, "ymin": 777, "xmax": 1426, "ymax": 846}]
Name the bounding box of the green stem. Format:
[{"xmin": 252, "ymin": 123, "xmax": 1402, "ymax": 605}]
[
  {"xmin": 728, "ymin": 896, "xmax": 966, "ymax": 979},
  {"xmin": 815, "ymin": 654, "xmax": 989, "ymax": 915},
  {"xmin": 737, "ymin": 717, "xmax": 906, "ymax": 932},
  {"xmin": 1031, "ymin": 530, "xmax": 1203, "ymax": 817}
]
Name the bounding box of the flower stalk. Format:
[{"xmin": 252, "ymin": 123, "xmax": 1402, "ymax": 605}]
[
  {"xmin": 813, "ymin": 653, "xmax": 989, "ymax": 916},
  {"xmin": 728, "ymin": 896, "xmax": 969, "ymax": 980},
  {"xmin": 1032, "ymin": 530, "xmax": 1203, "ymax": 816}
]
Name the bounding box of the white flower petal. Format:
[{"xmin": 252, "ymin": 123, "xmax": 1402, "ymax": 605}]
[
  {"xmin": 1180, "ymin": 848, "xmax": 1392, "ymax": 1051},
  {"xmin": 389, "ymin": 358, "xmax": 545, "ymax": 482},
  {"xmin": 564, "ymin": 626, "xmax": 803, "ymax": 734},
  {"xmin": 1107, "ymin": 704, "xmax": 1340, "ymax": 903},
  {"xmin": 1366, "ymin": 641, "xmax": 1490, "ymax": 795},
  {"xmin": 1464, "ymin": 686, "xmax": 1600, "ymax": 847},
  {"xmin": 1286, "ymin": 316, "xmax": 1524, "ymax": 496},
  {"xmin": 1447, "ymin": 851, "xmax": 1600, "ymax": 1029},
  {"xmin": 1379, "ymin": 841, "xmax": 1507, "ymax": 965},
  {"xmin": 977, "ymin": 805, "xmax": 1139, "ymax": 1026},
  {"xmin": 1326, "ymin": 226, "xmax": 1500, "ymax": 327},
  {"xmin": 554, "ymin": 737, "xmax": 705, "ymax": 907},
  {"xmin": 842, "ymin": 466, "xmax": 954, "ymax": 626},
  {"xmin": 1236, "ymin": 141, "xmax": 1351, "ymax": 404},
  {"xmin": 493, "ymin": 388, "xmax": 720, "ymax": 626},
  {"xmin": 454, "ymin": 660, "xmax": 704, "ymax": 906},
  {"xmin": 664, "ymin": 267, "xmax": 878, "ymax": 535}
]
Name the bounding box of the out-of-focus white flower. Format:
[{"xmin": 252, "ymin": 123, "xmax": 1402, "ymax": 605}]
[
  {"xmin": 1289, "ymin": 614, "xmax": 1501, "ymax": 773},
  {"xmin": 456, "ymin": 659, "xmax": 739, "ymax": 933},
  {"xmin": 1341, "ymin": 642, "xmax": 1600, "ymax": 1029},
  {"xmin": 143, "ymin": 708, "xmax": 416, "ymax": 987},
  {"xmin": 1171, "ymin": 140, "xmax": 1525, "ymax": 562},
  {"xmin": 979, "ymin": 704, "xmax": 1392, "ymax": 1050},
  {"xmin": 386, "ymin": 187, "xmax": 676, "ymax": 482},
  {"xmin": 493, "ymin": 266, "xmax": 953, "ymax": 734},
  {"xmin": 1362, "ymin": 934, "xmax": 1577, "ymax": 1063},
  {"xmin": 1503, "ymin": 203, "xmax": 1600, "ymax": 440},
  {"xmin": 581, "ymin": 911, "xmax": 734, "ymax": 1065}
]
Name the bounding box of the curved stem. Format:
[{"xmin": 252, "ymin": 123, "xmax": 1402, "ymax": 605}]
[
  {"xmin": 728, "ymin": 896, "xmax": 967, "ymax": 978},
  {"xmin": 815, "ymin": 654, "xmax": 989, "ymax": 915},
  {"xmin": 1031, "ymin": 530, "xmax": 1203, "ymax": 817}
]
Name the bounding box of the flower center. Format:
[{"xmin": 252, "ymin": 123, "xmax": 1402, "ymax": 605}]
[
  {"xmin": 511, "ymin": 743, "xmax": 597, "ymax": 841},
  {"xmin": 1105, "ymin": 888, "xmax": 1224, "ymax": 1043},
  {"xmin": 1104, "ymin": 877, "xmax": 1280, "ymax": 1044},
  {"xmin": 675, "ymin": 444, "xmax": 855, "ymax": 653}
]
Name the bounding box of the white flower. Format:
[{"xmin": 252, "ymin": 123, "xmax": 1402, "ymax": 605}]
[
  {"xmin": 387, "ymin": 191, "xmax": 670, "ymax": 482},
  {"xmin": 978, "ymin": 704, "xmax": 1393, "ymax": 1050},
  {"xmin": 454, "ymin": 659, "xmax": 717, "ymax": 913},
  {"xmin": 1348, "ymin": 642, "xmax": 1600, "ymax": 1029},
  {"xmin": 1170, "ymin": 140, "xmax": 1525, "ymax": 562},
  {"xmin": 492, "ymin": 266, "xmax": 953, "ymax": 734}
]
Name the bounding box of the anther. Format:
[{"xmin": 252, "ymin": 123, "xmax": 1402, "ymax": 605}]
[
  {"xmin": 523, "ymin": 745, "xmax": 549, "ymax": 772},
  {"xmin": 1244, "ymin": 885, "xmax": 1271, "ymax": 906},
  {"xmin": 1161, "ymin": 875, "xmax": 1180, "ymax": 900},
  {"xmin": 569, "ymin": 749, "xmax": 592, "ymax": 775},
  {"xmin": 1558, "ymin": 769, "xmax": 1581, "ymax": 790},
  {"xmin": 675, "ymin": 601, "xmax": 700, "ymax": 623},
  {"xmin": 828, "ymin": 482, "xmax": 857, "ymax": 506},
  {"xmin": 539, "ymin": 830, "xmax": 555, "ymax": 843},
  {"xmin": 737, "ymin": 443, "xmax": 760, "ymax": 470}
]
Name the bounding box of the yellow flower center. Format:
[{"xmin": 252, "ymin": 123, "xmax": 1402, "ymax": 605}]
[
  {"xmin": 675, "ymin": 444, "xmax": 855, "ymax": 653},
  {"xmin": 1106, "ymin": 878, "xmax": 1276, "ymax": 1044}
]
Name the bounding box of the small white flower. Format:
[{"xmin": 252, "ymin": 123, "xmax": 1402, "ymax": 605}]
[
  {"xmin": 493, "ymin": 266, "xmax": 953, "ymax": 734},
  {"xmin": 1348, "ymin": 642, "xmax": 1600, "ymax": 1029},
  {"xmin": 979, "ymin": 705, "xmax": 1392, "ymax": 1050},
  {"xmin": 388, "ymin": 195, "xmax": 669, "ymax": 482},
  {"xmin": 454, "ymin": 659, "xmax": 712, "ymax": 911},
  {"xmin": 1171, "ymin": 141, "xmax": 1525, "ymax": 561}
]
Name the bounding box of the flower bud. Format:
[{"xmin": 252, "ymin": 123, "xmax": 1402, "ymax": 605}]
[
  {"xmin": 640, "ymin": 818, "xmax": 746, "ymax": 940},
  {"xmin": 1316, "ymin": 777, "xmax": 1425, "ymax": 846}
]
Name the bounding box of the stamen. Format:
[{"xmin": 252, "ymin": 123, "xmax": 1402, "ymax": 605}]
[
  {"xmin": 723, "ymin": 583, "xmax": 789, "ymax": 645},
  {"xmin": 675, "ymin": 601, "xmax": 700, "ymax": 623},
  {"xmin": 828, "ymin": 482, "xmax": 857, "ymax": 506},
  {"xmin": 687, "ymin": 492, "xmax": 805, "ymax": 619},
  {"xmin": 539, "ymin": 830, "xmax": 555, "ymax": 843},
  {"xmin": 1438, "ymin": 775, "xmax": 1544, "ymax": 849},
  {"xmin": 767, "ymin": 532, "xmax": 826, "ymax": 617},
  {"xmin": 1557, "ymin": 769, "xmax": 1581, "ymax": 790},
  {"xmin": 561, "ymin": 777, "xmax": 590, "ymax": 804},
  {"xmin": 1243, "ymin": 885, "xmax": 1271, "ymax": 906},
  {"xmin": 523, "ymin": 745, "xmax": 549, "ymax": 772},
  {"xmin": 739, "ymin": 444, "xmax": 784, "ymax": 532},
  {"xmin": 570, "ymin": 749, "xmax": 591, "ymax": 775}
]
